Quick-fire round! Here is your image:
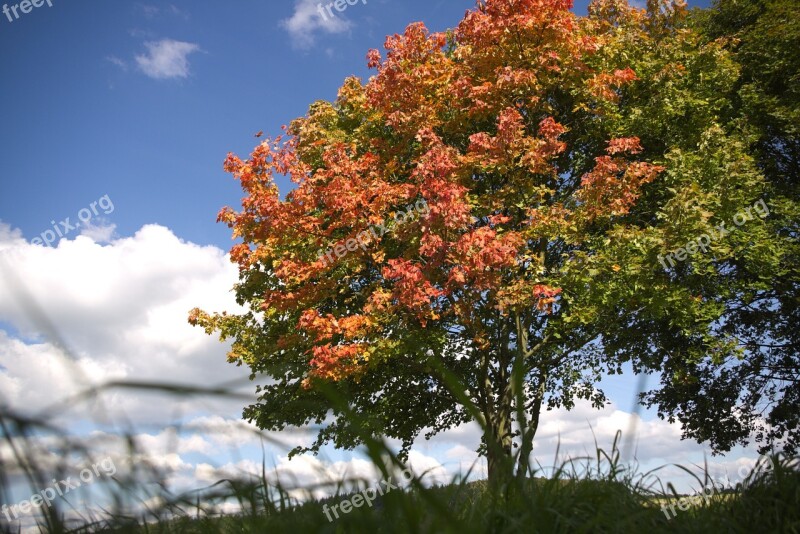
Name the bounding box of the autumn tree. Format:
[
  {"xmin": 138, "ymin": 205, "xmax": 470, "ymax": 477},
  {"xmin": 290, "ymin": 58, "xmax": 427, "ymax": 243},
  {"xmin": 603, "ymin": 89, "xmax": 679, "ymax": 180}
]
[{"xmin": 192, "ymin": 0, "xmax": 785, "ymax": 484}]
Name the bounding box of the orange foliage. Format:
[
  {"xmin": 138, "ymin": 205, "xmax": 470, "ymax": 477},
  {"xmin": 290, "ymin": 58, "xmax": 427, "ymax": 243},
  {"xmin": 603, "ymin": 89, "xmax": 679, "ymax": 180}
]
[{"xmin": 216, "ymin": 0, "xmax": 665, "ymax": 382}]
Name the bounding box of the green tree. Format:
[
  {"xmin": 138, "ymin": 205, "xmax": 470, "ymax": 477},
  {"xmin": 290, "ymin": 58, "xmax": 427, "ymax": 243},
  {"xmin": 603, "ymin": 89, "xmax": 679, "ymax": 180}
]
[{"xmin": 638, "ymin": 0, "xmax": 800, "ymax": 455}]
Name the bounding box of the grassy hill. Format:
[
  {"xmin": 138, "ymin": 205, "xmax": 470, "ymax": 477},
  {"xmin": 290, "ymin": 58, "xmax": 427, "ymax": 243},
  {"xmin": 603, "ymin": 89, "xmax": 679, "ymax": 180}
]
[{"xmin": 89, "ymin": 458, "xmax": 799, "ymax": 533}]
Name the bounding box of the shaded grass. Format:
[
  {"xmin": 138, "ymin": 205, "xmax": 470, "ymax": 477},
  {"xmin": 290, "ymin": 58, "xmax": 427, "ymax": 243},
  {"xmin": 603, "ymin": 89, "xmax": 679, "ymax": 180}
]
[{"xmin": 87, "ymin": 457, "xmax": 800, "ymax": 534}]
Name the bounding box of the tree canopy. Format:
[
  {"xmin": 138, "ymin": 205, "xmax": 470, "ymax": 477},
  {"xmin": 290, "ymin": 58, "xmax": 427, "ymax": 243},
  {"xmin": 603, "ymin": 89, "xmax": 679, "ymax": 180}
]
[
  {"xmin": 191, "ymin": 0, "xmax": 797, "ymax": 484},
  {"xmin": 639, "ymin": 0, "xmax": 800, "ymax": 455}
]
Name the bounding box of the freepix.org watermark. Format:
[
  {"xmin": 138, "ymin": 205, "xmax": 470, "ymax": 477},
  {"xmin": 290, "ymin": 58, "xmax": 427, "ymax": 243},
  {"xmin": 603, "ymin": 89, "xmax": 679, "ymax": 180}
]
[
  {"xmin": 32, "ymin": 194, "xmax": 115, "ymax": 247},
  {"xmin": 661, "ymin": 455, "xmax": 777, "ymax": 520},
  {"xmin": 2, "ymin": 0, "xmax": 53, "ymax": 23},
  {"xmin": 322, "ymin": 467, "xmax": 413, "ymax": 522},
  {"xmin": 317, "ymin": 199, "xmax": 430, "ymax": 268},
  {"xmin": 316, "ymin": 0, "xmax": 367, "ymax": 22},
  {"xmin": 1, "ymin": 457, "xmax": 117, "ymax": 521},
  {"xmin": 658, "ymin": 198, "xmax": 769, "ymax": 270}
]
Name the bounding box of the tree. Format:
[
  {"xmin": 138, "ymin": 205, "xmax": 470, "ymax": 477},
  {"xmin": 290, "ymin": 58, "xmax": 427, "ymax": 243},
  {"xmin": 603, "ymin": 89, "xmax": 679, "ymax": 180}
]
[
  {"xmin": 698, "ymin": 0, "xmax": 799, "ymax": 188},
  {"xmin": 638, "ymin": 0, "xmax": 800, "ymax": 455},
  {"xmin": 191, "ymin": 0, "xmax": 784, "ymax": 485}
]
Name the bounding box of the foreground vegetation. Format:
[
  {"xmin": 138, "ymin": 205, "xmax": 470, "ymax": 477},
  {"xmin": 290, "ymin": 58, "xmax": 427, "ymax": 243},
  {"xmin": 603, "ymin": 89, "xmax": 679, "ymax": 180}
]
[
  {"xmin": 91, "ymin": 450, "xmax": 799, "ymax": 533},
  {"xmin": 2, "ymin": 380, "xmax": 798, "ymax": 533}
]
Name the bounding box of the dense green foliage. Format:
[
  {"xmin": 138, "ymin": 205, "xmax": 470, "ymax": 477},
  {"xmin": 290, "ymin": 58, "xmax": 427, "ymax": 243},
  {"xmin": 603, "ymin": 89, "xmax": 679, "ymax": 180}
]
[{"xmin": 639, "ymin": 0, "xmax": 800, "ymax": 455}]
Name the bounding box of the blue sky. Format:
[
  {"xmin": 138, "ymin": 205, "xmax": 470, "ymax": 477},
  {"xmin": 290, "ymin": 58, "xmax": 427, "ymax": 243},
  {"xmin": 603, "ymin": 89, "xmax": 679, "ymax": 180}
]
[
  {"xmin": 0, "ymin": 0, "xmax": 712, "ymax": 244},
  {"xmin": 0, "ymin": 0, "xmax": 481, "ymax": 246},
  {"xmin": 0, "ymin": 0, "xmax": 755, "ymax": 529}
]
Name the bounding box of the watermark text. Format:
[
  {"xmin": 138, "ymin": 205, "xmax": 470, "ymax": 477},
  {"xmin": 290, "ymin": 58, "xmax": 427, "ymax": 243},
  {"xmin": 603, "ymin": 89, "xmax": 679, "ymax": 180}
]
[{"xmin": 1, "ymin": 457, "xmax": 116, "ymax": 521}]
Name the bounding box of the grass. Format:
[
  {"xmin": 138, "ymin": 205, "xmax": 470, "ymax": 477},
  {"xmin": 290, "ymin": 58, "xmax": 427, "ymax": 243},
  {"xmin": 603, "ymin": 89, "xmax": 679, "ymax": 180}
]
[
  {"xmin": 89, "ymin": 458, "xmax": 799, "ymax": 534},
  {"xmin": 4, "ymin": 395, "xmax": 798, "ymax": 534}
]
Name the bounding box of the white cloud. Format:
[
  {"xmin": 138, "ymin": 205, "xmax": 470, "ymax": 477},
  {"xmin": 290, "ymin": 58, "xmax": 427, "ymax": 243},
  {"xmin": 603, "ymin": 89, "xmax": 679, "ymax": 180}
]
[
  {"xmin": 281, "ymin": 0, "xmax": 353, "ymax": 50},
  {"xmin": 0, "ymin": 223, "xmax": 25, "ymax": 248},
  {"xmin": 79, "ymin": 221, "xmax": 116, "ymax": 243},
  {"xmin": 406, "ymin": 450, "xmax": 450, "ymax": 485},
  {"xmin": 135, "ymin": 39, "xmax": 200, "ymax": 79},
  {"xmin": 183, "ymin": 415, "xmax": 313, "ymax": 451},
  {"xmin": 0, "ymin": 223, "xmax": 246, "ymax": 423}
]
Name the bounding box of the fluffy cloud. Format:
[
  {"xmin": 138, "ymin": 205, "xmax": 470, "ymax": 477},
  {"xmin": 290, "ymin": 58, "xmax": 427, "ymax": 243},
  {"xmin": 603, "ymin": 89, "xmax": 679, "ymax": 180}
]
[
  {"xmin": 79, "ymin": 222, "xmax": 116, "ymax": 243},
  {"xmin": 0, "ymin": 223, "xmax": 246, "ymax": 424},
  {"xmin": 135, "ymin": 39, "xmax": 201, "ymax": 79},
  {"xmin": 281, "ymin": 0, "xmax": 353, "ymax": 50}
]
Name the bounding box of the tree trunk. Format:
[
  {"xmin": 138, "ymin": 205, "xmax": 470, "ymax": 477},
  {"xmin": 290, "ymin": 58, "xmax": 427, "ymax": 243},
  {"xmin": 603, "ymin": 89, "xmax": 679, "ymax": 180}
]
[
  {"xmin": 480, "ymin": 316, "xmax": 548, "ymax": 487},
  {"xmin": 485, "ymin": 405, "xmax": 514, "ymax": 487},
  {"xmin": 482, "ymin": 343, "xmax": 515, "ymax": 487},
  {"xmin": 516, "ymin": 370, "xmax": 546, "ymax": 480}
]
